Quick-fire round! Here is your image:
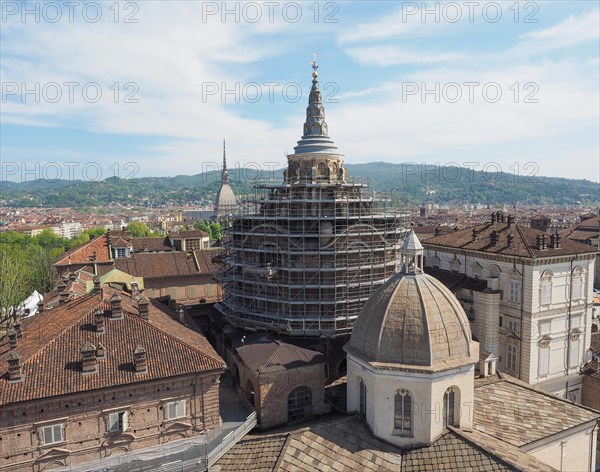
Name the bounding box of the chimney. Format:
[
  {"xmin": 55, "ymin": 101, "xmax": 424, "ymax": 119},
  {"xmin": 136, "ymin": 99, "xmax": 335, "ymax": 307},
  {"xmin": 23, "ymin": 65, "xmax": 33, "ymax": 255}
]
[
  {"xmin": 507, "ymin": 215, "xmax": 514, "ymax": 227},
  {"xmin": 59, "ymin": 291, "xmax": 69, "ymax": 305},
  {"xmin": 7, "ymin": 351, "xmax": 23, "ymax": 382},
  {"xmin": 434, "ymin": 227, "xmax": 442, "ymax": 236},
  {"xmin": 554, "ymin": 234, "xmax": 561, "ymax": 248},
  {"xmin": 178, "ymin": 305, "xmax": 186, "ymax": 324},
  {"xmin": 14, "ymin": 316, "xmax": 22, "ymax": 338},
  {"xmin": 8, "ymin": 328, "xmax": 17, "ymax": 349},
  {"xmin": 94, "ymin": 308, "xmax": 105, "ymax": 333},
  {"xmin": 92, "ymin": 276, "xmax": 101, "ymax": 293},
  {"xmin": 490, "ymin": 231, "xmax": 499, "ymax": 245},
  {"xmin": 491, "ymin": 212, "xmax": 497, "ymax": 224},
  {"xmin": 96, "ymin": 342, "xmax": 106, "ymax": 359},
  {"xmin": 80, "ymin": 343, "xmax": 98, "ymax": 374},
  {"xmin": 472, "ymin": 228, "xmax": 479, "ymax": 241},
  {"xmin": 507, "ymin": 234, "xmax": 515, "ymax": 248},
  {"xmin": 69, "ymin": 272, "xmax": 77, "ymax": 282},
  {"xmin": 500, "ymin": 212, "xmax": 506, "ymax": 223},
  {"xmin": 541, "ymin": 234, "xmax": 547, "ymax": 250},
  {"xmin": 57, "ymin": 280, "xmax": 67, "ymax": 293},
  {"xmin": 37, "ymin": 300, "xmax": 44, "ymax": 314},
  {"xmin": 109, "ymin": 294, "xmax": 123, "ymax": 319},
  {"xmin": 133, "ymin": 345, "xmax": 147, "ymax": 374},
  {"xmin": 137, "ymin": 296, "xmax": 149, "ymax": 320}
]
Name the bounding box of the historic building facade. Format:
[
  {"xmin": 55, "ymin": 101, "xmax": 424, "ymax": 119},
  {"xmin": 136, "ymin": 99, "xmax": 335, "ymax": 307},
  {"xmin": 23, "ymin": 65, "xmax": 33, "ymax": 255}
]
[
  {"xmin": 0, "ymin": 288, "xmax": 225, "ymax": 471},
  {"xmin": 422, "ymin": 212, "xmax": 597, "ymax": 400}
]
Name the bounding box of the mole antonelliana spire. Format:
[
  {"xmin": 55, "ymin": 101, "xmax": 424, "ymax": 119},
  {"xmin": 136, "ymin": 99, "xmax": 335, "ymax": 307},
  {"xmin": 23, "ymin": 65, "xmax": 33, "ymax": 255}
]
[
  {"xmin": 217, "ymin": 56, "xmax": 405, "ymax": 339},
  {"xmin": 213, "ymin": 139, "xmax": 237, "ymax": 220}
]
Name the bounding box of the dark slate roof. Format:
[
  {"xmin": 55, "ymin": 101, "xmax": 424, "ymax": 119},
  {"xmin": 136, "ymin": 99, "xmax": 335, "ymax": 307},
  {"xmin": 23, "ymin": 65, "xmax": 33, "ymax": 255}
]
[
  {"xmin": 425, "ymin": 268, "xmax": 488, "ymax": 293},
  {"xmin": 0, "ymin": 288, "xmax": 225, "ymax": 406},
  {"xmin": 236, "ymin": 341, "xmax": 325, "ymax": 374},
  {"xmin": 114, "ymin": 252, "xmax": 201, "ymax": 278},
  {"xmin": 130, "ymin": 236, "xmax": 172, "ymax": 252},
  {"xmin": 425, "ymin": 222, "xmax": 595, "ymax": 258},
  {"xmin": 216, "ymin": 415, "xmax": 557, "ymax": 471}
]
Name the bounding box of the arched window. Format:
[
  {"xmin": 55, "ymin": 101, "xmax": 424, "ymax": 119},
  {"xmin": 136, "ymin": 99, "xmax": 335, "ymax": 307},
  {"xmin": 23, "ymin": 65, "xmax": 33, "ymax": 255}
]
[
  {"xmin": 287, "ymin": 386, "xmax": 313, "ymax": 423},
  {"xmin": 393, "ymin": 389, "xmax": 412, "ymax": 436},
  {"xmin": 359, "ymin": 379, "xmax": 367, "ymax": 419},
  {"xmin": 471, "ymin": 263, "xmax": 482, "ymax": 279},
  {"xmin": 443, "ymin": 387, "xmax": 456, "ymax": 428},
  {"xmin": 488, "ymin": 265, "xmax": 501, "ymax": 279},
  {"xmin": 540, "ymin": 270, "xmax": 553, "ymax": 306}
]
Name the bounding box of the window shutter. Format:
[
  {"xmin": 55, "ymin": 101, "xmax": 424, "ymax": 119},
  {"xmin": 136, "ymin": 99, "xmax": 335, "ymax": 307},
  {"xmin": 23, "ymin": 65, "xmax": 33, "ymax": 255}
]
[
  {"xmin": 108, "ymin": 412, "xmax": 119, "ymax": 432},
  {"xmin": 539, "ymin": 347, "xmax": 549, "ymax": 376}
]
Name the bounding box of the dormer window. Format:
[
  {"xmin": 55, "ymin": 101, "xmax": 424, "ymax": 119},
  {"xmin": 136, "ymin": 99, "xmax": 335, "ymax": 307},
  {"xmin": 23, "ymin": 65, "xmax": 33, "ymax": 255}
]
[{"xmin": 114, "ymin": 246, "xmax": 131, "ymax": 258}]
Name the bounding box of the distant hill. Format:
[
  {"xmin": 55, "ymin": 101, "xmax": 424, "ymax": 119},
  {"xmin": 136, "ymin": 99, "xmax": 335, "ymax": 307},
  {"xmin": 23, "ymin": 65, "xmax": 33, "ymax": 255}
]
[{"xmin": 1, "ymin": 162, "xmax": 597, "ymax": 208}]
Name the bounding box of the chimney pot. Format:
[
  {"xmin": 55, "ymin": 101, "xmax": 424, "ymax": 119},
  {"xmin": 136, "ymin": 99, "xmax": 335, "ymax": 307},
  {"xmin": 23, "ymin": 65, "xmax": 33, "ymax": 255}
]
[
  {"xmin": 37, "ymin": 300, "xmax": 44, "ymax": 313},
  {"xmin": 507, "ymin": 215, "xmax": 514, "ymax": 227},
  {"xmin": 94, "ymin": 308, "xmax": 105, "ymax": 333},
  {"xmin": 8, "ymin": 328, "xmax": 17, "ymax": 349},
  {"xmin": 507, "ymin": 234, "xmax": 515, "ymax": 248},
  {"xmin": 472, "ymin": 228, "xmax": 479, "ymax": 241},
  {"xmin": 7, "ymin": 351, "xmax": 23, "ymax": 382},
  {"xmin": 14, "ymin": 317, "xmax": 22, "ymax": 338},
  {"xmin": 555, "ymin": 234, "xmax": 561, "ymax": 248},
  {"xmin": 133, "ymin": 345, "xmax": 147, "ymax": 374},
  {"xmin": 109, "ymin": 294, "xmax": 123, "ymax": 319},
  {"xmin": 491, "ymin": 212, "xmax": 497, "ymax": 223},
  {"xmin": 59, "ymin": 291, "xmax": 69, "ymax": 305},
  {"xmin": 491, "ymin": 231, "xmax": 499, "ymax": 245},
  {"xmin": 137, "ymin": 297, "xmax": 149, "ymax": 320},
  {"xmin": 80, "ymin": 343, "xmax": 98, "ymax": 374},
  {"xmin": 92, "ymin": 276, "xmax": 101, "ymax": 292}
]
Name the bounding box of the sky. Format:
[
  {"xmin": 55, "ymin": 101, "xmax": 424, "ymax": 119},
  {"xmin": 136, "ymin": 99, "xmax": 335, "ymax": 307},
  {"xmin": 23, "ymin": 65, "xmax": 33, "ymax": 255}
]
[{"xmin": 1, "ymin": 0, "xmax": 599, "ymax": 183}]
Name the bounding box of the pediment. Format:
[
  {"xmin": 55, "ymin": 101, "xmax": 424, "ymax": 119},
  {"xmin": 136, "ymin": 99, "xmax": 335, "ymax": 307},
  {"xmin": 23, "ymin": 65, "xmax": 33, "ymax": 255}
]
[
  {"xmin": 163, "ymin": 421, "xmax": 192, "ymax": 432},
  {"xmin": 35, "ymin": 447, "xmax": 71, "ymax": 461}
]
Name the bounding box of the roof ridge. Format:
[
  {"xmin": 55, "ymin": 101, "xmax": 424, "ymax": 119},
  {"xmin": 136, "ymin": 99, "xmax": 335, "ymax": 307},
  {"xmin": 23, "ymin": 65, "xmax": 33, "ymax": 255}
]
[{"xmin": 125, "ymin": 304, "xmax": 225, "ymax": 368}]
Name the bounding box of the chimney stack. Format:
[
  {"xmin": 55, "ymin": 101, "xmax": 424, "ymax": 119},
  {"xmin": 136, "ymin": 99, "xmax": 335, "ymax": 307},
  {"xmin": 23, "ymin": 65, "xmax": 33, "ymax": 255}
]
[
  {"xmin": 92, "ymin": 276, "xmax": 101, "ymax": 293},
  {"xmin": 554, "ymin": 233, "xmax": 561, "ymax": 248},
  {"xmin": 8, "ymin": 328, "xmax": 17, "ymax": 349},
  {"xmin": 490, "ymin": 231, "xmax": 499, "ymax": 245},
  {"xmin": 69, "ymin": 272, "xmax": 77, "ymax": 282},
  {"xmin": 434, "ymin": 227, "xmax": 442, "ymax": 236},
  {"xmin": 133, "ymin": 345, "xmax": 147, "ymax": 374},
  {"xmin": 472, "ymin": 228, "xmax": 479, "ymax": 241},
  {"xmin": 81, "ymin": 343, "xmax": 98, "ymax": 374},
  {"xmin": 137, "ymin": 296, "xmax": 149, "ymax": 321},
  {"xmin": 507, "ymin": 234, "xmax": 515, "ymax": 248},
  {"xmin": 37, "ymin": 300, "xmax": 44, "ymax": 314},
  {"xmin": 7, "ymin": 351, "xmax": 23, "ymax": 382},
  {"xmin": 178, "ymin": 305, "xmax": 185, "ymax": 324},
  {"xmin": 59, "ymin": 291, "xmax": 69, "ymax": 305},
  {"xmin": 109, "ymin": 294, "xmax": 123, "ymax": 319},
  {"xmin": 491, "ymin": 212, "xmax": 497, "ymax": 223},
  {"xmin": 94, "ymin": 308, "xmax": 105, "ymax": 333},
  {"xmin": 96, "ymin": 342, "xmax": 106, "ymax": 359},
  {"xmin": 14, "ymin": 316, "xmax": 22, "ymax": 338},
  {"xmin": 507, "ymin": 215, "xmax": 514, "ymax": 227}
]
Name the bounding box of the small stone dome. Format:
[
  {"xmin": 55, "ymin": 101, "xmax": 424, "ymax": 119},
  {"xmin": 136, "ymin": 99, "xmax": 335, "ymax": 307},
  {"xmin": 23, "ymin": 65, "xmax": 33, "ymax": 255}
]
[{"xmin": 346, "ymin": 230, "xmax": 475, "ymax": 370}]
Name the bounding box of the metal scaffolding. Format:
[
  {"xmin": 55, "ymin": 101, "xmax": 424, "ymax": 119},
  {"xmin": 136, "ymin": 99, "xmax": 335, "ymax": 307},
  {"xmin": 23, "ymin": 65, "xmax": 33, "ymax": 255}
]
[{"xmin": 216, "ymin": 176, "xmax": 408, "ymax": 338}]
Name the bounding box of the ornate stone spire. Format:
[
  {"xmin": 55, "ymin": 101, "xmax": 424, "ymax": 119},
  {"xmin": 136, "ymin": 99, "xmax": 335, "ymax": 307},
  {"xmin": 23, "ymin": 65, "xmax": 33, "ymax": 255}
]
[
  {"xmin": 222, "ymin": 139, "xmax": 229, "ymax": 185},
  {"xmin": 292, "ymin": 54, "xmax": 341, "ymax": 156}
]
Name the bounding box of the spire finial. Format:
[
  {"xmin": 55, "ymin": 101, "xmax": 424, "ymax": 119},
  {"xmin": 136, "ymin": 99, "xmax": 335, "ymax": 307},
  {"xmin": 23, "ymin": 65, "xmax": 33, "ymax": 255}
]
[
  {"xmin": 311, "ymin": 51, "xmax": 318, "ymax": 78},
  {"xmin": 221, "ymin": 139, "xmax": 229, "ymax": 184}
]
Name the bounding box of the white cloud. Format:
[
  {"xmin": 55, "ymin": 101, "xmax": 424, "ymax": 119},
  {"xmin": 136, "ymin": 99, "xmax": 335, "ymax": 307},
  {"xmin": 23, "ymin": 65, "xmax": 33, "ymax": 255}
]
[{"xmin": 520, "ymin": 9, "xmax": 599, "ymax": 50}]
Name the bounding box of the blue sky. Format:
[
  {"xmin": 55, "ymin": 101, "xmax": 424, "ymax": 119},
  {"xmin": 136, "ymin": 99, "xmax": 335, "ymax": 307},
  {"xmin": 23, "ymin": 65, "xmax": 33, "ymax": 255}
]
[{"xmin": 1, "ymin": 1, "xmax": 599, "ymax": 182}]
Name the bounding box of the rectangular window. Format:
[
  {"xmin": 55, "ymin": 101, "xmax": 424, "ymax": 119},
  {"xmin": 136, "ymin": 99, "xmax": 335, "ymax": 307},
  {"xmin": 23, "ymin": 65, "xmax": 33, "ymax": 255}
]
[
  {"xmin": 508, "ymin": 320, "xmax": 519, "ymax": 333},
  {"xmin": 108, "ymin": 411, "xmax": 128, "ymax": 434},
  {"xmin": 40, "ymin": 424, "xmax": 63, "ymax": 445},
  {"xmin": 541, "ymin": 283, "xmax": 551, "ymax": 305},
  {"xmin": 539, "ymin": 347, "xmax": 549, "ymax": 376},
  {"xmin": 507, "ymin": 344, "xmax": 517, "ymax": 371},
  {"xmin": 166, "ymin": 399, "xmax": 186, "ymax": 420},
  {"xmin": 509, "ymin": 281, "xmax": 520, "ymax": 303},
  {"xmin": 569, "ymin": 339, "xmax": 580, "ymax": 368},
  {"xmin": 539, "ymin": 321, "xmax": 551, "ymax": 336}
]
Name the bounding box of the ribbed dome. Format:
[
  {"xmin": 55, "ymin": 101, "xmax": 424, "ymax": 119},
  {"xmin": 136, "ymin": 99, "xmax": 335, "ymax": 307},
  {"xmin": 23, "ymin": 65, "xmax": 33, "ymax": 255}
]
[
  {"xmin": 216, "ymin": 183, "xmax": 236, "ymax": 207},
  {"xmin": 346, "ymin": 272, "xmax": 474, "ymax": 370}
]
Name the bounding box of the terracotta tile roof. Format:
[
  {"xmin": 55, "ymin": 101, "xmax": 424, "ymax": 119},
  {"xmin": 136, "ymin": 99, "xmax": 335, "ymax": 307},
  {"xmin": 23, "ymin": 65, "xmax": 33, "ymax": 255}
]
[
  {"xmin": 591, "ymin": 332, "xmax": 600, "ymax": 353},
  {"xmin": 236, "ymin": 341, "xmax": 325, "ymax": 374},
  {"xmin": 170, "ymin": 230, "xmax": 209, "ymax": 239},
  {"xmin": 55, "ymin": 235, "xmax": 112, "ymax": 266},
  {"xmin": 131, "ymin": 236, "xmax": 173, "ymax": 252},
  {"xmin": 0, "ymin": 288, "xmax": 225, "ymax": 406},
  {"xmin": 473, "ymin": 374, "xmax": 599, "ymax": 447},
  {"xmin": 424, "ymin": 222, "xmax": 595, "ymax": 258},
  {"xmin": 114, "ymin": 252, "xmax": 201, "ymax": 279},
  {"xmin": 216, "ymin": 416, "xmax": 555, "ymax": 471}
]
